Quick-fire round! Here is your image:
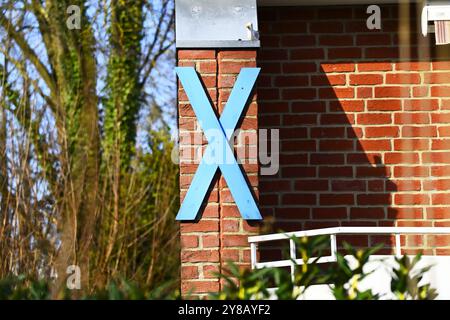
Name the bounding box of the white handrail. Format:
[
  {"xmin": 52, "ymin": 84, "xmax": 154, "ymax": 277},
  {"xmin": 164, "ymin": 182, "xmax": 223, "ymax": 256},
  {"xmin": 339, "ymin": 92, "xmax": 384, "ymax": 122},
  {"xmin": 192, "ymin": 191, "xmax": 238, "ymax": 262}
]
[
  {"xmin": 248, "ymin": 227, "xmax": 450, "ymax": 243},
  {"xmin": 249, "ymin": 227, "xmax": 450, "ymax": 276}
]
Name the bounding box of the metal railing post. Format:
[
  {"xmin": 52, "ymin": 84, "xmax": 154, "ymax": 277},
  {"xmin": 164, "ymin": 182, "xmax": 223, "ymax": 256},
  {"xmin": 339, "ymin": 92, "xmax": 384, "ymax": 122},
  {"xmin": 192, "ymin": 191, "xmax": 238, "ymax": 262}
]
[
  {"xmin": 250, "ymin": 242, "xmax": 257, "ymax": 270},
  {"xmin": 330, "ymin": 234, "xmax": 337, "ymax": 260},
  {"xmin": 289, "ymin": 239, "xmax": 296, "ymax": 282}
]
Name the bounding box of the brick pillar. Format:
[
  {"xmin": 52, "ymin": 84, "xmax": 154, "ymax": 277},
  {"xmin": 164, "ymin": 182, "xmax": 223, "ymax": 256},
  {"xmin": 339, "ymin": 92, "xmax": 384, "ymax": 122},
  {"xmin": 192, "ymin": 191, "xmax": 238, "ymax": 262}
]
[{"xmin": 178, "ymin": 49, "xmax": 260, "ymax": 298}]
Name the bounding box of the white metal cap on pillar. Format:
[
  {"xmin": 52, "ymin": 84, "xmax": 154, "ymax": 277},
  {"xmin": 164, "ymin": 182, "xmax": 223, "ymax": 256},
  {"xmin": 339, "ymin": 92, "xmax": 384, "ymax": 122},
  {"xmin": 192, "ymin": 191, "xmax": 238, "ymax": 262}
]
[{"xmin": 175, "ymin": 0, "xmax": 260, "ymax": 48}]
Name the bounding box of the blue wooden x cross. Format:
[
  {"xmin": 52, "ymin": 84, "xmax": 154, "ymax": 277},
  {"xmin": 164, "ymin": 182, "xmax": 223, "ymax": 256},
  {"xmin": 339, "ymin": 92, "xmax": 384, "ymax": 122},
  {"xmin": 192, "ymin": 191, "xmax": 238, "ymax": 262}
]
[{"xmin": 176, "ymin": 67, "xmax": 262, "ymax": 221}]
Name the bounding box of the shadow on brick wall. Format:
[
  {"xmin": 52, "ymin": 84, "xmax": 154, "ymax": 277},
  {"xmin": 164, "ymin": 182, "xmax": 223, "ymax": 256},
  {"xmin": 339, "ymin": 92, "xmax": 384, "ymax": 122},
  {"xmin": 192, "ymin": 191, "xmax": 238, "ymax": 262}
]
[{"xmin": 256, "ymin": 4, "xmax": 450, "ymax": 260}]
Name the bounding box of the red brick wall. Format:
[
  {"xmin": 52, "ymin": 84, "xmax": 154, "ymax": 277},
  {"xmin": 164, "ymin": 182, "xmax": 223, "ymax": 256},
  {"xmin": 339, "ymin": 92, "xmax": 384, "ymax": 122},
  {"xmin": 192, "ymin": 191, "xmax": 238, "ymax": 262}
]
[
  {"xmin": 177, "ymin": 50, "xmax": 260, "ymax": 297},
  {"xmin": 258, "ymin": 4, "xmax": 450, "ymax": 256},
  {"xmin": 177, "ymin": 3, "xmax": 450, "ymax": 297}
]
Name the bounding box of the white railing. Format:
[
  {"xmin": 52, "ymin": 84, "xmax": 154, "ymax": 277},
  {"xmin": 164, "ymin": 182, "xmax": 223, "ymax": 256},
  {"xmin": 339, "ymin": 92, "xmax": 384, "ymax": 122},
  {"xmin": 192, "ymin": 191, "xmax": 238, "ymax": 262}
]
[{"xmin": 248, "ymin": 227, "xmax": 450, "ymax": 279}]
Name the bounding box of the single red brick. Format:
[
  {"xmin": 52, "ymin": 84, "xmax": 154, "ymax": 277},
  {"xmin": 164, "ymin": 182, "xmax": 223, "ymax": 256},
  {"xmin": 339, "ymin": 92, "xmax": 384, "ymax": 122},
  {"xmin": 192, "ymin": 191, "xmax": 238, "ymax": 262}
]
[
  {"xmin": 403, "ymin": 99, "xmax": 438, "ymax": 111},
  {"xmin": 356, "ymin": 166, "xmax": 389, "ymax": 177},
  {"xmin": 181, "ymin": 280, "xmax": 219, "ymax": 294},
  {"xmin": 222, "ymin": 235, "xmax": 249, "ymax": 247},
  {"xmin": 295, "ymin": 179, "xmax": 329, "ymax": 191},
  {"xmin": 275, "ymin": 208, "xmax": 310, "ymax": 220},
  {"xmin": 272, "ymin": 21, "xmax": 308, "ymax": 33},
  {"xmin": 282, "ymin": 193, "xmax": 317, "ymax": 205},
  {"xmin": 181, "ymin": 221, "xmax": 219, "ymax": 233},
  {"xmin": 394, "ymin": 194, "xmax": 429, "ymax": 205},
  {"xmin": 202, "ymin": 235, "xmax": 219, "ymax": 248},
  {"xmin": 426, "ymin": 207, "xmax": 450, "ymax": 219},
  {"xmin": 319, "ymin": 166, "xmax": 353, "ymax": 177},
  {"xmin": 402, "ymin": 126, "xmax": 437, "ymax": 137},
  {"xmin": 319, "ymin": 139, "xmax": 354, "ymax": 151},
  {"xmin": 259, "ymin": 49, "xmax": 288, "ymax": 61},
  {"xmin": 357, "ymin": 87, "xmax": 373, "ymax": 98},
  {"xmin": 387, "ymin": 180, "xmax": 421, "ymax": 191},
  {"xmin": 365, "ymin": 126, "xmax": 399, "ymax": 138},
  {"xmin": 274, "ymin": 75, "xmax": 309, "ymax": 87},
  {"xmin": 384, "ymin": 152, "xmax": 419, "ymax": 164},
  {"xmin": 320, "ymin": 63, "xmax": 355, "ymax": 73},
  {"xmin": 428, "ymin": 235, "xmax": 450, "ymax": 247},
  {"xmin": 181, "ymin": 250, "xmax": 220, "ymax": 263},
  {"xmin": 431, "ymin": 86, "xmax": 450, "ymax": 97},
  {"xmin": 281, "ymin": 140, "xmax": 316, "ymax": 152},
  {"xmin": 319, "ymin": 35, "xmax": 353, "ymax": 46},
  {"xmin": 432, "ymin": 139, "xmax": 450, "ymax": 150},
  {"xmin": 431, "ymin": 113, "xmax": 450, "ymax": 123},
  {"xmin": 320, "ymin": 113, "xmax": 354, "ymax": 125},
  {"xmin": 221, "ymin": 249, "xmax": 239, "ymax": 261},
  {"xmin": 368, "ymin": 180, "xmax": 383, "ymax": 193},
  {"xmin": 432, "ymin": 61, "xmax": 450, "ymax": 70},
  {"xmin": 181, "ymin": 266, "xmax": 199, "ymax": 280},
  {"xmin": 396, "ymin": 62, "xmax": 431, "ymax": 71},
  {"xmin": 310, "ymin": 21, "xmax": 343, "ymax": 33},
  {"xmin": 283, "ymin": 62, "xmax": 317, "ymax": 73},
  {"xmin": 438, "ymin": 127, "xmax": 450, "ymax": 137},
  {"xmin": 356, "ymin": 34, "xmax": 391, "ymax": 45},
  {"xmin": 394, "ymin": 139, "xmax": 429, "ymax": 151},
  {"xmin": 281, "ymin": 35, "xmax": 316, "ymax": 47},
  {"xmin": 357, "ymin": 139, "xmax": 391, "ymax": 151},
  {"xmin": 311, "ymin": 74, "xmax": 346, "ymax": 86},
  {"xmin": 330, "ymin": 100, "xmax": 364, "ymax": 112},
  {"xmin": 328, "ymin": 48, "xmax": 362, "ymax": 59},
  {"xmin": 320, "ymin": 194, "xmax": 354, "ymax": 205},
  {"xmin": 423, "ymin": 152, "xmax": 450, "ymax": 163},
  {"xmin": 432, "ymin": 165, "xmax": 450, "ymax": 176},
  {"xmin": 292, "ymin": 101, "xmax": 326, "ymax": 112},
  {"xmin": 424, "ymin": 73, "xmax": 450, "ymax": 84},
  {"xmin": 203, "ymin": 205, "xmax": 219, "ymax": 218},
  {"xmin": 393, "ymin": 166, "xmax": 429, "ymax": 177},
  {"xmin": 357, "ymin": 194, "xmax": 391, "ymax": 205},
  {"xmin": 178, "ymin": 50, "xmax": 215, "ymax": 60},
  {"xmin": 319, "ymin": 87, "xmax": 354, "ymax": 99},
  {"xmin": 388, "ymin": 207, "xmax": 423, "ymax": 219},
  {"xmin": 197, "ymin": 61, "xmax": 217, "ymax": 74},
  {"xmin": 365, "ymin": 47, "xmax": 399, "ymax": 59},
  {"xmin": 386, "ymin": 73, "xmax": 421, "ymax": 84},
  {"xmin": 424, "ymin": 179, "xmax": 450, "ymax": 191},
  {"xmin": 396, "ymin": 220, "xmax": 432, "ymax": 227},
  {"xmin": 203, "ymin": 265, "xmax": 220, "ymax": 279},
  {"xmin": 282, "ymin": 88, "xmax": 316, "ymax": 100},
  {"xmin": 357, "ymin": 113, "xmax": 392, "ymax": 125},
  {"xmin": 432, "ymin": 193, "xmax": 450, "ymax": 205},
  {"xmin": 358, "ymin": 62, "xmax": 392, "ymax": 72},
  {"xmin": 181, "ymin": 235, "xmax": 199, "ymax": 248},
  {"xmin": 312, "ymin": 207, "xmax": 347, "ymax": 219},
  {"xmin": 331, "ymin": 180, "xmax": 365, "ymax": 191},
  {"xmin": 218, "ymin": 50, "xmax": 256, "ymax": 59},
  {"xmin": 310, "ymin": 153, "xmax": 345, "ymax": 164},
  {"xmin": 375, "ymin": 86, "xmax": 410, "ymax": 98},
  {"xmin": 351, "ymin": 208, "xmax": 385, "ymax": 219},
  {"xmin": 290, "ymin": 48, "xmax": 325, "ymax": 60},
  {"xmin": 367, "ymin": 100, "xmax": 401, "ymax": 111},
  {"xmin": 221, "ymin": 220, "xmax": 240, "ymax": 233},
  {"xmin": 350, "ymin": 74, "xmax": 383, "ymax": 85},
  {"xmin": 412, "ymin": 86, "xmax": 429, "ymax": 97},
  {"xmin": 219, "ymin": 61, "xmax": 255, "ymax": 74}
]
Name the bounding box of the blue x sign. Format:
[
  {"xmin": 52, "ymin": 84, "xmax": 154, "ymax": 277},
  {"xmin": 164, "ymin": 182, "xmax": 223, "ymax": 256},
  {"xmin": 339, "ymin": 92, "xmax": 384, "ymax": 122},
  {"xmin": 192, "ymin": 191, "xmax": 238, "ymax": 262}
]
[{"xmin": 176, "ymin": 67, "xmax": 262, "ymax": 221}]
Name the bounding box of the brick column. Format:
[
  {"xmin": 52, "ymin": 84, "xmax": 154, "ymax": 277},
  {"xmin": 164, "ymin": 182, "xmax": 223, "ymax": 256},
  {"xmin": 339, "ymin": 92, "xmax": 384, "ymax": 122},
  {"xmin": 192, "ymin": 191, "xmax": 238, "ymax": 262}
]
[{"xmin": 178, "ymin": 49, "xmax": 260, "ymax": 298}]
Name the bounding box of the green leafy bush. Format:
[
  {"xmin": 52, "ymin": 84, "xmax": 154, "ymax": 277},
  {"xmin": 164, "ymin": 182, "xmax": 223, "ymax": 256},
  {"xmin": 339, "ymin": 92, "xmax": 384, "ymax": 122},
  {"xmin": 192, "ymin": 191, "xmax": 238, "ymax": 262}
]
[{"xmin": 0, "ymin": 276, "xmax": 180, "ymax": 300}]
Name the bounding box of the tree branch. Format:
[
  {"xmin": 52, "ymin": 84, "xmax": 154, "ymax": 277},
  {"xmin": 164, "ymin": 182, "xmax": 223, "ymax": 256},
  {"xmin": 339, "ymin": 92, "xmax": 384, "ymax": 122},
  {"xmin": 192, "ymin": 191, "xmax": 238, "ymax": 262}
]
[{"xmin": 0, "ymin": 12, "xmax": 57, "ymax": 95}]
